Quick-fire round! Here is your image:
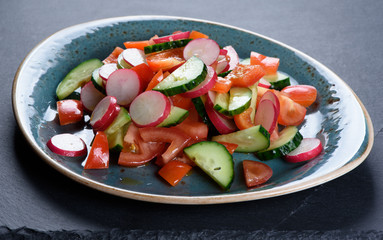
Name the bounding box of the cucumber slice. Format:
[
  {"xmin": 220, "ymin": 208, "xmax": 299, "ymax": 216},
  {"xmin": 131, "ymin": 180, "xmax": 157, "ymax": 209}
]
[
  {"xmin": 153, "ymin": 56, "xmax": 207, "ymax": 96},
  {"xmin": 191, "ymin": 96, "xmax": 215, "ymax": 129},
  {"xmin": 248, "ymin": 84, "xmax": 258, "ymax": 123},
  {"xmin": 257, "ymin": 126, "xmax": 303, "ymax": 160},
  {"xmin": 107, "ymin": 123, "xmax": 129, "ymax": 152},
  {"xmin": 56, "ymin": 58, "xmax": 103, "ymax": 100},
  {"xmin": 91, "ymin": 68, "xmax": 106, "ymax": 94},
  {"xmin": 117, "ymin": 53, "xmax": 131, "ymax": 69},
  {"xmin": 184, "ymin": 141, "xmax": 234, "ymax": 190},
  {"xmin": 217, "ymin": 70, "xmax": 232, "ymax": 78},
  {"xmin": 144, "ymin": 39, "xmax": 192, "ymax": 54},
  {"xmin": 104, "ymin": 107, "xmax": 131, "ymax": 136},
  {"xmin": 240, "ymin": 58, "xmax": 251, "ymax": 65},
  {"xmin": 228, "ymin": 87, "xmax": 252, "ymax": 116},
  {"xmin": 157, "ymin": 106, "xmax": 189, "ymax": 127},
  {"xmin": 213, "ymin": 92, "xmax": 230, "ymax": 115},
  {"xmin": 263, "ymin": 72, "xmax": 291, "ymax": 90},
  {"xmin": 212, "ymin": 125, "xmax": 270, "ymax": 152}
]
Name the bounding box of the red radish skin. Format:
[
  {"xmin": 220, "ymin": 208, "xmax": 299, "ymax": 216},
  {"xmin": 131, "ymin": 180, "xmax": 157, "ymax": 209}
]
[
  {"xmin": 254, "ymin": 99, "xmax": 278, "ymax": 133},
  {"xmin": 259, "ymin": 90, "xmax": 280, "ymax": 117},
  {"xmin": 258, "ymin": 78, "xmax": 271, "ymax": 88},
  {"xmin": 284, "ymin": 138, "xmax": 323, "ymax": 163},
  {"xmin": 106, "ymin": 69, "xmax": 142, "ymax": 106},
  {"xmin": 215, "ymin": 58, "xmax": 230, "ymax": 74},
  {"xmin": 223, "ymin": 45, "xmax": 239, "ymax": 70},
  {"xmin": 47, "ymin": 133, "xmax": 87, "ymax": 157},
  {"xmin": 129, "ymin": 91, "xmax": 171, "ymax": 127},
  {"xmin": 180, "ymin": 66, "xmax": 217, "ymax": 98},
  {"xmin": 122, "ymin": 48, "xmax": 147, "ymax": 67},
  {"xmin": 81, "ymin": 82, "xmax": 106, "ymax": 112},
  {"xmin": 206, "ymin": 91, "xmax": 237, "ymax": 134},
  {"xmin": 99, "ymin": 63, "xmax": 117, "ymax": 81},
  {"xmin": 153, "ymin": 31, "xmax": 190, "ymax": 44},
  {"xmin": 90, "ymin": 96, "xmax": 120, "ymax": 131},
  {"xmin": 183, "ymin": 38, "xmax": 220, "ymax": 66}
]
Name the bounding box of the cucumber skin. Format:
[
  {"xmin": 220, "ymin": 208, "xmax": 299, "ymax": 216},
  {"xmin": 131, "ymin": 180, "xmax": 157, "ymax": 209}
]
[
  {"xmin": 227, "ymin": 87, "xmax": 252, "ymax": 116},
  {"xmin": 144, "ymin": 39, "xmax": 192, "ymax": 54},
  {"xmin": 217, "ymin": 70, "xmax": 232, "ymax": 78},
  {"xmin": 257, "ymin": 130, "xmax": 303, "ymax": 160},
  {"xmin": 269, "ymin": 78, "xmax": 291, "ymax": 91},
  {"xmin": 191, "ymin": 97, "xmax": 217, "ymax": 134},
  {"xmin": 157, "ymin": 107, "xmax": 189, "ymax": 127},
  {"xmin": 91, "ymin": 68, "xmax": 106, "ymax": 95}
]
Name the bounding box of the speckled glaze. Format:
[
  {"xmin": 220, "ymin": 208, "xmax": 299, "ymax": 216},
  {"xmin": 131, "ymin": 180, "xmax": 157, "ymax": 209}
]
[{"xmin": 12, "ymin": 16, "xmax": 373, "ymax": 204}]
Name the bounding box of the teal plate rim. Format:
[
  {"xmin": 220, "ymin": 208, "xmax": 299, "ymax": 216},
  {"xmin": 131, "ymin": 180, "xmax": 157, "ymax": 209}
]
[{"xmin": 12, "ymin": 15, "xmax": 374, "ymax": 204}]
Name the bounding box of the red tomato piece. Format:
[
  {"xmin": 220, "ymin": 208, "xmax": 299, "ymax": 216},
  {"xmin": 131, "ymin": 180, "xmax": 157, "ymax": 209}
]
[
  {"xmin": 57, "ymin": 99, "xmax": 83, "ymax": 125},
  {"xmin": 261, "ymin": 56, "xmax": 280, "ymax": 75},
  {"xmin": 131, "ymin": 63, "xmax": 155, "ymax": 90},
  {"xmin": 226, "ymin": 64, "xmax": 265, "ymax": 87},
  {"xmin": 123, "ymin": 40, "xmax": 150, "ymax": 51},
  {"xmin": 146, "ymin": 48, "xmax": 185, "ymax": 72},
  {"xmin": 233, "ymin": 107, "xmax": 254, "ymax": 130},
  {"xmin": 216, "ymin": 141, "xmax": 238, "ymax": 155},
  {"xmin": 158, "ymin": 160, "xmax": 192, "ymax": 186},
  {"xmin": 103, "ymin": 47, "xmax": 124, "ymax": 64},
  {"xmin": 278, "ymin": 94, "xmax": 307, "ymax": 126},
  {"xmin": 281, "ymin": 85, "xmax": 317, "ymax": 107},
  {"xmin": 189, "ymin": 30, "xmax": 209, "ymax": 39},
  {"xmin": 250, "ymin": 51, "xmax": 266, "ymax": 65},
  {"xmin": 243, "ymin": 160, "xmax": 273, "ymax": 188},
  {"xmin": 172, "ymin": 120, "xmax": 208, "ymax": 140},
  {"xmin": 169, "ymin": 94, "xmax": 193, "ymax": 110},
  {"xmin": 84, "ymin": 131, "xmax": 109, "ymax": 169},
  {"xmin": 211, "ymin": 76, "xmax": 232, "ymax": 93}
]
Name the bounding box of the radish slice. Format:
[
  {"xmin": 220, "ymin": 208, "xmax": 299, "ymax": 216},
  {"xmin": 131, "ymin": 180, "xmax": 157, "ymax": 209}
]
[
  {"xmin": 129, "ymin": 91, "xmax": 171, "ymax": 127},
  {"xmin": 122, "ymin": 48, "xmax": 146, "ymax": 67},
  {"xmin": 258, "ymin": 78, "xmax": 271, "ymax": 88},
  {"xmin": 254, "ymin": 99, "xmax": 278, "ymax": 133},
  {"xmin": 206, "ymin": 91, "xmax": 237, "ymax": 134},
  {"xmin": 106, "ymin": 69, "xmax": 141, "ymax": 106},
  {"xmin": 183, "ymin": 38, "xmax": 220, "ymax": 65},
  {"xmin": 223, "ymin": 45, "xmax": 239, "ymax": 70},
  {"xmin": 81, "ymin": 82, "xmax": 106, "ymax": 112},
  {"xmin": 47, "ymin": 133, "xmax": 87, "ymax": 157},
  {"xmin": 153, "ymin": 31, "xmax": 190, "ymax": 44},
  {"xmin": 219, "ymin": 49, "xmax": 228, "ymax": 56},
  {"xmin": 215, "ymin": 58, "xmax": 230, "ymax": 74},
  {"xmin": 90, "ymin": 96, "xmax": 120, "ymax": 131},
  {"xmin": 99, "ymin": 63, "xmax": 117, "ymax": 81},
  {"xmin": 260, "ymin": 90, "xmax": 280, "ymax": 117},
  {"xmin": 180, "ymin": 66, "xmax": 217, "ymax": 98},
  {"xmin": 284, "ymin": 138, "xmax": 323, "ymax": 163}
]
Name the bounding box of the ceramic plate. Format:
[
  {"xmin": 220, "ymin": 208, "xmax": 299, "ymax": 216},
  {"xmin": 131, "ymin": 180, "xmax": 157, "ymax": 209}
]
[{"xmin": 12, "ymin": 16, "xmax": 373, "ymax": 204}]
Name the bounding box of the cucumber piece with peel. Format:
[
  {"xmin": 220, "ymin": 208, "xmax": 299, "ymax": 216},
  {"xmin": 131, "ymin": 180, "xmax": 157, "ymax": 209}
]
[
  {"xmin": 144, "ymin": 39, "xmax": 192, "ymax": 54},
  {"xmin": 263, "ymin": 72, "xmax": 291, "ymax": 90},
  {"xmin": 157, "ymin": 106, "xmax": 189, "ymax": 127},
  {"xmin": 228, "ymin": 87, "xmax": 252, "ymax": 116}
]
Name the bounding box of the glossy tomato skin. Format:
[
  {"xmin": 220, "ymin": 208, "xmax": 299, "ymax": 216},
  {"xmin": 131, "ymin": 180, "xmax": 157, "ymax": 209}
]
[
  {"xmin": 146, "ymin": 48, "xmax": 185, "ymax": 72},
  {"xmin": 84, "ymin": 131, "xmax": 109, "ymax": 169},
  {"xmin": 243, "ymin": 160, "xmax": 273, "ymax": 188},
  {"xmin": 57, "ymin": 99, "xmax": 83, "ymax": 125},
  {"xmin": 158, "ymin": 160, "xmax": 192, "ymax": 186},
  {"xmin": 226, "ymin": 64, "xmax": 265, "ymax": 87},
  {"xmin": 277, "ymin": 94, "xmax": 307, "ymax": 126},
  {"xmin": 234, "ymin": 107, "xmax": 254, "ymax": 130},
  {"xmin": 281, "ymin": 85, "xmax": 317, "ymax": 107}
]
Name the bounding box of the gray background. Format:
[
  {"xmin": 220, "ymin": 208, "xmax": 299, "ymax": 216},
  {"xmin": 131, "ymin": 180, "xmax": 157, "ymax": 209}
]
[{"xmin": 2, "ymin": 0, "xmax": 383, "ymax": 235}]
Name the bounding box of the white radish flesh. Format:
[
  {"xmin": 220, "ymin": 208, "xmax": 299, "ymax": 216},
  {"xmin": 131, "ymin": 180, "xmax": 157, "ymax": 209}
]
[
  {"xmin": 129, "ymin": 91, "xmax": 171, "ymax": 127},
  {"xmin": 259, "ymin": 90, "xmax": 280, "ymax": 117},
  {"xmin": 90, "ymin": 96, "xmax": 120, "ymax": 131},
  {"xmin": 180, "ymin": 66, "xmax": 217, "ymax": 98},
  {"xmin": 99, "ymin": 63, "xmax": 117, "ymax": 81},
  {"xmin": 284, "ymin": 138, "xmax": 323, "ymax": 163},
  {"xmin": 223, "ymin": 45, "xmax": 239, "ymax": 70},
  {"xmin": 254, "ymin": 99, "xmax": 278, "ymax": 133},
  {"xmin": 106, "ymin": 69, "xmax": 141, "ymax": 106},
  {"xmin": 183, "ymin": 38, "xmax": 220, "ymax": 66},
  {"xmin": 122, "ymin": 48, "xmax": 146, "ymax": 67},
  {"xmin": 258, "ymin": 78, "xmax": 271, "ymax": 88},
  {"xmin": 153, "ymin": 31, "xmax": 190, "ymax": 44},
  {"xmin": 206, "ymin": 91, "xmax": 237, "ymax": 134},
  {"xmin": 47, "ymin": 133, "xmax": 87, "ymax": 157},
  {"xmin": 81, "ymin": 82, "xmax": 106, "ymax": 112}
]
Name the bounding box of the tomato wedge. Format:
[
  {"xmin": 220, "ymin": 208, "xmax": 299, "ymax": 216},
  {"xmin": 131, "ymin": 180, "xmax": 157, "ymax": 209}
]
[
  {"xmin": 158, "ymin": 160, "xmax": 192, "ymax": 186},
  {"xmin": 123, "ymin": 40, "xmax": 150, "ymax": 51},
  {"xmin": 172, "ymin": 120, "xmax": 208, "ymax": 140},
  {"xmin": 131, "ymin": 63, "xmax": 155, "ymax": 90},
  {"xmin": 103, "ymin": 47, "xmax": 124, "ymax": 64},
  {"xmin": 216, "ymin": 141, "xmax": 238, "ymax": 155},
  {"xmin": 57, "ymin": 99, "xmax": 83, "ymax": 125},
  {"xmin": 233, "ymin": 107, "xmax": 254, "ymax": 130},
  {"xmin": 281, "ymin": 85, "xmax": 317, "ymax": 107},
  {"xmin": 169, "ymin": 94, "xmax": 193, "ymax": 110},
  {"xmin": 189, "ymin": 30, "xmax": 209, "ymax": 39},
  {"xmin": 278, "ymin": 94, "xmax": 307, "ymax": 126},
  {"xmin": 243, "ymin": 160, "xmax": 272, "ymax": 188},
  {"xmin": 146, "ymin": 48, "xmax": 185, "ymax": 72},
  {"xmin": 84, "ymin": 131, "xmax": 109, "ymax": 169},
  {"xmin": 211, "ymin": 76, "xmax": 232, "ymax": 93},
  {"xmin": 250, "ymin": 51, "xmax": 280, "ymax": 75},
  {"xmin": 226, "ymin": 64, "xmax": 265, "ymax": 87}
]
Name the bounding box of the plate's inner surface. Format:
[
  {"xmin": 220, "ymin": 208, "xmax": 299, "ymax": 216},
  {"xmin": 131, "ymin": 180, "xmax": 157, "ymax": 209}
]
[{"xmin": 15, "ymin": 17, "xmax": 370, "ymax": 198}]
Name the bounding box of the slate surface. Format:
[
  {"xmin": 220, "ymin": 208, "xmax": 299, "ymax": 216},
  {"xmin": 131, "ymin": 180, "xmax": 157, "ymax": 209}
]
[{"xmin": 1, "ymin": 0, "xmax": 383, "ymax": 238}]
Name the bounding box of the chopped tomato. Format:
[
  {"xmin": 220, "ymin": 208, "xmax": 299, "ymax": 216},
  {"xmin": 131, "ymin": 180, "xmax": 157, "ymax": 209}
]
[
  {"xmin": 250, "ymin": 51, "xmax": 266, "ymax": 65},
  {"xmin": 233, "ymin": 107, "xmax": 254, "ymax": 130},
  {"xmin": 189, "ymin": 30, "xmax": 209, "ymax": 39},
  {"xmin": 250, "ymin": 51, "xmax": 279, "ymax": 75},
  {"xmin": 118, "ymin": 123, "xmax": 165, "ymax": 167},
  {"xmin": 278, "ymin": 94, "xmax": 307, "ymax": 126},
  {"xmin": 281, "ymin": 85, "xmax": 317, "ymax": 107},
  {"xmin": 123, "ymin": 40, "xmax": 150, "ymax": 51},
  {"xmin": 131, "ymin": 63, "xmax": 155, "ymax": 90},
  {"xmin": 139, "ymin": 127, "xmax": 191, "ymax": 165},
  {"xmin": 84, "ymin": 131, "xmax": 109, "ymax": 169},
  {"xmin": 211, "ymin": 76, "xmax": 232, "ymax": 93},
  {"xmin": 216, "ymin": 141, "xmax": 238, "ymax": 155},
  {"xmin": 57, "ymin": 99, "xmax": 83, "ymax": 125},
  {"xmin": 185, "ymin": 106, "xmax": 201, "ymax": 122},
  {"xmin": 243, "ymin": 160, "xmax": 272, "ymax": 188},
  {"xmin": 172, "ymin": 120, "xmax": 208, "ymax": 140},
  {"xmin": 270, "ymin": 127, "xmax": 279, "ymax": 142},
  {"xmin": 158, "ymin": 160, "xmax": 192, "ymax": 186},
  {"xmin": 226, "ymin": 64, "xmax": 265, "ymax": 87},
  {"xmin": 146, "ymin": 48, "xmax": 185, "ymax": 72},
  {"xmin": 146, "ymin": 69, "xmax": 164, "ymax": 91},
  {"xmin": 103, "ymin": 47, "xmax": 124, "ymax": 65},
  {"xmin": 169, "ymin": 94, "xmax": 193, "ymax": 110}
]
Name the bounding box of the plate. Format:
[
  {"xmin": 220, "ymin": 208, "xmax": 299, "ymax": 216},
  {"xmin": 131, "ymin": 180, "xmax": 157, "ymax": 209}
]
[{"xmin": 12, "ymin": 16, "xmax": 374, "ymax": 204}]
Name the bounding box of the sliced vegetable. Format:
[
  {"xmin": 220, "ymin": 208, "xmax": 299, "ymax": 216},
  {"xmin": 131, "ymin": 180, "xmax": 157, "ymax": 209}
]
[
  {"xmin": 117, "ymin": 53, "xmax": 131, "ymax": 69},
  {"xmin": 206, "ymin": 91, "xmax": 237, "ymax": 134},
  {"xmin": 183, "ymin": 38, "xmax": 220, "ymax": 65},
  {"xmin": 157, "ymin": 106, "xmax": 189, "ymax": 127},
  {"xmin": 180, "ymin": 66, "xmax": 217, "ymax": 98},
  {"xmin": 189, "ymin": 30, "xmax": 209, "ymax": 39},
  {"xmin": 122, "ymin": 48, "xmax": 147, "ymax": 67},
  {"xmin": 123, "ymin": 40, "xmax": 150, "ymax": 51},
  {"xmin": 158, "ymin": 160, "xmax": 192, "ymax": 186},
  {"xmin": 258, "ymin": 78, "xmax": 271, "ymax": 88},
  {"xmin": 84, "ymin": 131, "xmax": 109, "ymax": 169},
  {"xmin": 57, "ymin": 99, "xmax": 83, "ymax": 125},
  {"xmin": 213, "ymin": 92, "xmax": 230, "ymax": 115},
  {"xmin": 129, "ymin": 91, "xmax": 171, "ymax": 127},
  {"xmin": 146, "ymin": 48, "xmax": 185, "ymax": 72},
  {"xmin": 80, "ymin": 81, "xmax": 106, "ymax": 112},
  {"xmin": 216, "ymin": 141, "xmax": 238, "ymax": 155},
  {"xmin": 47, "ymin": 133, "xmax": 87, "ymax": 157},
  {"xmin": 91, "ymin": 68, "xmax": 106, "ymax": 94},
  {"xmin": 131, "ymin": 63, "xmax": 155, "ymax": 90},
  {"xmin": 104, "ymin": 107, "xmax": 131, "ymax": 136},
  {"xmin": 172, "ymin": 120, "xmax": 209, "ymax": 140},
  {"xmin": 103, "ymin": 47, "xmax": 124, "ymax": 64},
  {"xmin": 263, "ymin": 72, "xmax": 290, "ymax": 90},
  {"xmin": 233, "ymin": 107, "xmax": 254, "ymax": 130},
  {"xmin": 184, "ymin": 141, "xmax": 234, "ymax": 190},
  {"xmin": 284, "ymin": 138, "xmax": 322, "ymax": 163},
  {"xmin": 90, "ymin": 96, "xmax": 120, "ymax": 131},
  {"xmin": 107, "ymin": 123, "xmax": 129, "ymax": 152},
  {"xmin": 250, "ymin": 51, "xmax": 280, "ymax": 75},
  {"xmin": 228, "ymin": 87, "xmax": 252, "ymax": 116},
  {"xmin": 56, "ymin": 58, "xmax": 103, "ymax": 100},
  {"xmin": 99, "ymin": 63, "xmax": 117, "ymax": 81},
  {"xmin": 254, "ymin": 99, "xmax": 278, "ymax": 133},
  {"xmin": 243, "ymin": 160, "xmax": 273, "ymax": 188},
  {"xmin": 226, "ymin": 64, "xmax": 265, "ymax": 88},
  {"xmin": 223, "ymin": 45, "xmax": 239, "ymax": 70},
  {"xmin": 280, "ymin": 85, "xmax": 317, "ymax": 107},
  {"xmin": 153, "ymin": 31, "xmax": 190, "ymax": 44},
  {"xmin": 169, "ymin": 94, "xmax": 193, "ymax": 110},
  {"xmin": 278, "ymin": 94, "xmax": 307, "ymax": 126},
  {"xmin": 144, "ymin": 39, "xmax": 192, "ymax": 54}
]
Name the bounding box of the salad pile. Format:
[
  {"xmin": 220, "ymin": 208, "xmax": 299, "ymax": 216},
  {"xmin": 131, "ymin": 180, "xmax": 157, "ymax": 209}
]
[{"xmin": 47, "ymin": 30, "xmax": 322, "ymax": 190}]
